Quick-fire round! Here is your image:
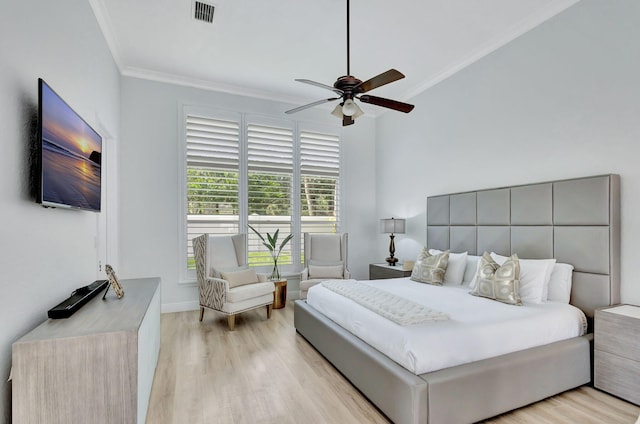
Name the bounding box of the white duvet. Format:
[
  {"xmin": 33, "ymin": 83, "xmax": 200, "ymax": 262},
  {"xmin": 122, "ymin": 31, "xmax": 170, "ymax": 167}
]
[{"xmin": 306, "ymin": 277, "xmax": 587, "ymax": 375}]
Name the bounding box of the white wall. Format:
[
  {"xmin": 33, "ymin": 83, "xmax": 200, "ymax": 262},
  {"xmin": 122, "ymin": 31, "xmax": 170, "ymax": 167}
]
[
  {"xmin": 0, "ymin": 0, "xmax": 120, "ymax": 421},
  {"xmin": 376, "ymin": 0, "xmax": 640, "ymax": 304},
  {"xmin": 119, "ymin": 77, "xmax": 377, "ymax": 311}
]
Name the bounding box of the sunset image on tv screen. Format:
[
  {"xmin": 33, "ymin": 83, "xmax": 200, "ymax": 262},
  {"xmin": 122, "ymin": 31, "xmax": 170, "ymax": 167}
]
[{"xmin": 41, "ymin": 81, "xmax": 101, "ymax": 211}]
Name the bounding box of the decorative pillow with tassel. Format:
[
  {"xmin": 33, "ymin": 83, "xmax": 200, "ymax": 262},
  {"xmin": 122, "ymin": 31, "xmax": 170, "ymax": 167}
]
[
  {"xmin": 410, "ymin": 248, "xmax": 450, "ymax": 285},
  {"xmin": 470, "ymin": 252, "xmax": 522, "ymax": 305}
]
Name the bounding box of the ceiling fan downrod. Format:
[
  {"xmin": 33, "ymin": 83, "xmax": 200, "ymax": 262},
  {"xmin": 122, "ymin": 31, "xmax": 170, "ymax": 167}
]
[{"xmin": 346, "ymin": 0, "xmax": 350, "ymax": 76}]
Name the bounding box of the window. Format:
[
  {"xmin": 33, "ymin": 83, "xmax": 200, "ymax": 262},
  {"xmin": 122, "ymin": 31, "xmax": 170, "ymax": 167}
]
[
  {"xmin": 185, "ymin": 113, "xmax": 240, "ymax": 269},
  {"xmin": 300, "ymin": 130, "xmax": 340, "ymax": 232},
  {"xmin": 182, "ymin": 108, "xmax": 340, "ymax": 278},
  {"xmin": 300, "ymin": 131, "xmax": 340, "ymax": 262},
  {"xmin": 247, "ymin": 123, "xmax": 293, "ymax": 267}
]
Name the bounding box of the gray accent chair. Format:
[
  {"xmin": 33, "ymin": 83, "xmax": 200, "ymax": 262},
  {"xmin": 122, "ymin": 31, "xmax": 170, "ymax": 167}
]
[
  {"xmin": 193, "ymin": 234, "xmax": 275, "ymax": 330},
  {"xmin": 299, "ymin": 233, "xmax": 350, "ymax": 300}
]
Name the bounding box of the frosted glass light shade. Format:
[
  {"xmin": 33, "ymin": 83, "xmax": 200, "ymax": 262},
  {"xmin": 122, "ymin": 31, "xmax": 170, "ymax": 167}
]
[{"xmin": 342, "ymin": 99, "xmax": 358, "ymax": 116}]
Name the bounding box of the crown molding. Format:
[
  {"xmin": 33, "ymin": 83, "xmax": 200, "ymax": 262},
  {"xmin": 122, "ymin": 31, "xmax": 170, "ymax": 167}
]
[{"xmin": 121, "ymin": 65, "xmax": 314, "ymax": 105}]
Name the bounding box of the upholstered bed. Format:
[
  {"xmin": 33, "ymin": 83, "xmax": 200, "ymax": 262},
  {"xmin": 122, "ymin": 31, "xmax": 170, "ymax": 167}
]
[{"xmin": 294, "ymin": 174, "xmax": 620, "ymax": 424}]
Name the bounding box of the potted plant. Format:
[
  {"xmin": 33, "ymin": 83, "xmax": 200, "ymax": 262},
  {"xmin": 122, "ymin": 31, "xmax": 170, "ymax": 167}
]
[{"xmin": 248, "ymin": 225, "xmax": 294, "ymax": 281}]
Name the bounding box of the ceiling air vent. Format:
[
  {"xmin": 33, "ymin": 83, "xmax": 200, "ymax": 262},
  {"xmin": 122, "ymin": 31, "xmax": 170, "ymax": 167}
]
[{"xmin": 193, "ymin": 1, "xmax": 215, "ymax": 23}]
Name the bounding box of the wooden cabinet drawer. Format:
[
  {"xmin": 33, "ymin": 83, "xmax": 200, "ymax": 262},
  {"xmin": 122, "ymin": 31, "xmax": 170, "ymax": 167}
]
[
  {"xmin": 595, "ymin": 307, "xmax": 640, "ymax": 361},
  {"xmin": 595, "ymin": 349, "xmax": 640, "ymax": 405}
]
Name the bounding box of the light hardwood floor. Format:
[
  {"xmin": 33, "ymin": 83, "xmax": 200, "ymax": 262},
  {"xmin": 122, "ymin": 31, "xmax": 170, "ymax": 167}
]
[{"xmin": 146, "ymin": 302, "xmax": 640, "ymax": 424}]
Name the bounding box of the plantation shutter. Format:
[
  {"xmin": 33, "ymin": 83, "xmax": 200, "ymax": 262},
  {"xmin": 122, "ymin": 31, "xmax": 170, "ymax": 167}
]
[
  {"xmin": 300, "ymin": 130, "xmax": 340, "ymax": 238},
  {"xmin": 185, "ymin": 114, "xmax": 240, "ymax": 268},
  {"xmin": 247, "ymin": 123, "xmax": 294, "ymax": 266}
]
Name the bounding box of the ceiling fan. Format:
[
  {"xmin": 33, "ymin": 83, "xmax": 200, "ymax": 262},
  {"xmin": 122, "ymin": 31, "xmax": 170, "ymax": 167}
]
[{"xmin": 285, "ymin": 0, "xmax": 415, "ymax": 126}]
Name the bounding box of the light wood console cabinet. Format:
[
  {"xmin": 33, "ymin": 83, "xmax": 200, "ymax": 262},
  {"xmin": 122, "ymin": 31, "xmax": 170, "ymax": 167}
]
[
  {"xmin": 12, "ymin": 277, "xmax": 161, "ymax": 424},
  {"xmin": 594, "ymin": 304, "xmax": 640, "ymax": 405}
]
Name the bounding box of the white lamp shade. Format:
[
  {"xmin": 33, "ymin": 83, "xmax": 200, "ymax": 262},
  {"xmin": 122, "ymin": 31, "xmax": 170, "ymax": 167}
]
[{"xmin": 381, "ymin": 218, "xmax": 405, "ymax": 234}]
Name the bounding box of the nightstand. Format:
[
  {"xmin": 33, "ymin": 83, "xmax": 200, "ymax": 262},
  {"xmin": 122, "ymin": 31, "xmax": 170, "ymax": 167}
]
[
  {"xmin": 594, "ymin": 304, "xmax": 640, "ymax": 405},
  {"xmin": 369, "ymin": 263, "xmax": 412, "ymax": 280}
]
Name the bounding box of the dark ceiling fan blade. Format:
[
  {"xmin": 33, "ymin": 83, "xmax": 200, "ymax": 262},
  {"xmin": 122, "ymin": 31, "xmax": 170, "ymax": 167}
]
[
  {"xmin": 285, "ymin": 97, "xmax": 340, "ymax": 114},
  {"xmin": 295, "ymin": 79, "xmax": 344, "ymax": 95},
  {"xmin": 342, "ymin": 115, "xmax": 355, "ymax": 126},
  {"xmin": 356, "ymin": 69, "xmax": 405, "ymax": 93},
  {"xmin": 359, "ymin": 95, "xmax": 415, "ymax": 113}
]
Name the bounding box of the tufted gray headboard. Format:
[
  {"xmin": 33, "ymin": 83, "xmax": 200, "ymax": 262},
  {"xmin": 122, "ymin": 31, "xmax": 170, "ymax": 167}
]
[{"xmin": 427, "ymin": 174, "xmax": 620, "ymax": 318}]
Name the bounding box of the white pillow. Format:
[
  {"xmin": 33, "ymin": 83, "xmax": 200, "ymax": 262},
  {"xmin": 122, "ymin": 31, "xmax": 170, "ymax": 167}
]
[
  {"xmin": 463, "ymin": 255, "xmax": 482, "ymax": 285},
  {"xmin": 490, "ymin": 253, "xmax": 556, "ymax": 304},
  {"xmin": 429, "ymin": 249, "xmax": 468, "ymax": 285},
  {"xmin": 309, "ymin": 264, "xmax": 344, "ymax": 279},
  {"xmin": 547, "ymin": 263, "xmax": 574, "ymax": 303},
  {"xmin": 220, "ymin": 268, "xmax": 259, "ymax": 288},
  {"xmin": 212, "ymin": 264, "xmax": 249, "ymax": 279}
]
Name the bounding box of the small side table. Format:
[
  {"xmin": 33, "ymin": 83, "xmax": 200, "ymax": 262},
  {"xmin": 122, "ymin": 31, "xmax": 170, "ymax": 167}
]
[
  {"xmin": 369, "ymin": 263, "xmax": 412, "ymax": 280},
  {"xmin": 273, "ymin": 279, "xmax": 287, "ymax": 309}
]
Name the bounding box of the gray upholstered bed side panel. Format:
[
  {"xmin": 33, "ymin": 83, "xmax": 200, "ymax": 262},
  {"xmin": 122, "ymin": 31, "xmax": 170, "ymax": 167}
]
[
  {"xmin": 294, "ymin": 300, "xmax": 428, "ymax": 424},
  {"xmin": 426, "ymin": 174, "xmax": 621, "ymax": 317},
  {"xmin": 421, "ymin": 335, "xmax": 592, "ymax": 424}
]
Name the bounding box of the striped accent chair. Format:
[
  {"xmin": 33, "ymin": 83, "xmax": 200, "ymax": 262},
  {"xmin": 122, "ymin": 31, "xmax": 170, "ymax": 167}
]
[{"xmin": 193, "ymin": 234, "xmax": 275, "ymax": 330}]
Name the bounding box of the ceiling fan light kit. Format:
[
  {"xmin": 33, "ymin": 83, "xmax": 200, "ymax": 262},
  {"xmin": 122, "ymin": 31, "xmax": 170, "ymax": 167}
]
[{"xmin": 285, "ymin": 0, "xmax": 415, "ymax": 126}]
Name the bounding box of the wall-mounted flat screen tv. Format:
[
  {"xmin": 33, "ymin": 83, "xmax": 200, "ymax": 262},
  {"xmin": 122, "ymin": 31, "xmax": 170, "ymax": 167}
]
[{"xmin": 37, "ymin": 78, "xmax": 102, "ymax": 212}]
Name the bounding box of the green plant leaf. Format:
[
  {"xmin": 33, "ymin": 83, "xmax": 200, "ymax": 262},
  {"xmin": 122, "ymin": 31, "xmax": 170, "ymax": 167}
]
[
  {"xmin": 278, "ymin": 233, "xmax": 294, "ymax": 254},
  {"xmin": 248, "ymin": 224, "xmax": 266, "ymax": 244}
]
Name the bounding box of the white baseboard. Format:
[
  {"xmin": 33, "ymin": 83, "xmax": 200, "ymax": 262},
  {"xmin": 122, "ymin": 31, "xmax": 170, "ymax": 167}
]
[{"xmin": 161, "ymin": 300, "xmax": 199, "ymax": 314}]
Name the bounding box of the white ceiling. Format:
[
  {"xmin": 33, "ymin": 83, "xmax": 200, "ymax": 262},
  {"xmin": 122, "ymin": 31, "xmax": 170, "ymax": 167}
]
[{"xmin": 90, "ymin": 0, "xmax": 579, "ymax": 115}]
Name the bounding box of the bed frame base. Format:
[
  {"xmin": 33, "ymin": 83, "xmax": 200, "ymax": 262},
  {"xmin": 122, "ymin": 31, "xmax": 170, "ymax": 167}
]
[{"xmin": 295, "ymin": 300, "xmax": 591, "ymax": 424}]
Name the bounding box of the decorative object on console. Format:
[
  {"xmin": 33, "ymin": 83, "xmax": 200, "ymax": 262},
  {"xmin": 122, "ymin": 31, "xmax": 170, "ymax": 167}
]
[
  {"xmin": 104, "ymin": 264, "xmax": 125, "ymax": 299},
  {"xmin": 248, "ymin": 224, "xmax": 293, "ymax": 281},
  {"xmin": 381, "ymin": 217, "xmax": 405, "ymax": 266}
]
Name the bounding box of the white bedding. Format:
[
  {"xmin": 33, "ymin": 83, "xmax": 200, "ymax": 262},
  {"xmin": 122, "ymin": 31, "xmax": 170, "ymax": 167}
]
[{"xmin": 306, "ymin": 277, "xmax": 587, "ymax": 375}]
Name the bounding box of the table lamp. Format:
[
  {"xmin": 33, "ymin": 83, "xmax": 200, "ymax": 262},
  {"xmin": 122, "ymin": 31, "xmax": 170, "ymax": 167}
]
[{"xmin": 381, "ymin": 217, "xmax": 405, "ymax": 266}]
